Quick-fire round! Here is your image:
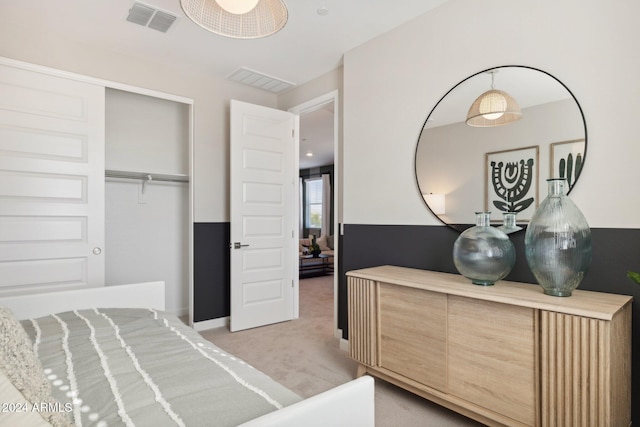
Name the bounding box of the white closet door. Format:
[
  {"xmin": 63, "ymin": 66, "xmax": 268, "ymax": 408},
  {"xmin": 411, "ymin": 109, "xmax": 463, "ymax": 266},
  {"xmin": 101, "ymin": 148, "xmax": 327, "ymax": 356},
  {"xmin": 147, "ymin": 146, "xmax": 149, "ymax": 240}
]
[{"xmin": 0, "ymin": 64, "xmax": 105, "ymax": 295}]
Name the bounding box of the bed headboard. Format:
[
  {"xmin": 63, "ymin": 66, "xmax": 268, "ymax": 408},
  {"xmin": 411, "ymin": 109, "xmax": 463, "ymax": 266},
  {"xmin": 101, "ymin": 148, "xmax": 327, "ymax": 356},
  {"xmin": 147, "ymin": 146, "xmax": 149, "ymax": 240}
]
[{"xmin": 0, "ymin": 281, "xmax": 165, "ymax": 320}]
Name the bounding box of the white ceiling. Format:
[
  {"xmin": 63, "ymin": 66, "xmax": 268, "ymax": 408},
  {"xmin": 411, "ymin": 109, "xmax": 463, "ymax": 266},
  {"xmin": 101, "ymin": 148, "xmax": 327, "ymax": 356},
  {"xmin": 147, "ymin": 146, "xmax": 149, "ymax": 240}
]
[
  {"xmin": 3, "ymin": 0, "xmax": 449, "ymax": 170},
  {"xmin": 3, "ymin": 0, "xmax": 448, "ymax": 86}
]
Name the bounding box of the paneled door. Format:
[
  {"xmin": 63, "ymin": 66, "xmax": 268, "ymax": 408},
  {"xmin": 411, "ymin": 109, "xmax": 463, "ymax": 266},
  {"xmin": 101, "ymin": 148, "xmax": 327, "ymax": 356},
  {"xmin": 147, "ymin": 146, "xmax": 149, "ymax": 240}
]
[
  {"xmin": 230, "ymin": 100, "xmax": 299, "ymax": 332},
  {"xmin": 0, "ymin": 63, "xmax": 105, "ymax": 295}
]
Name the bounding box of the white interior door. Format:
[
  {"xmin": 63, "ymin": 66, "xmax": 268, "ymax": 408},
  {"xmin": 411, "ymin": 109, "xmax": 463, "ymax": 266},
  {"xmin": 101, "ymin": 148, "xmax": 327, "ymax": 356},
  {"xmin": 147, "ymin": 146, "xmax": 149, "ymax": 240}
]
[
  {"xmin": 230, "ymin": 100, "xmax": 298, "ymax": 332},
  {"xmin": 0, "ymin": 63, "xmax": 105, "ymax": 295}
]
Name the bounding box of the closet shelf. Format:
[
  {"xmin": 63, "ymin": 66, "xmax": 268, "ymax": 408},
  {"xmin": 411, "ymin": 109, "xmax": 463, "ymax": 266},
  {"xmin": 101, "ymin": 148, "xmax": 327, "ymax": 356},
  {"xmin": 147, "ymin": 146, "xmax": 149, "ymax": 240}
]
[{"xmin": 105, "ymin": 169, "xmax": 189, "ymax": 183}]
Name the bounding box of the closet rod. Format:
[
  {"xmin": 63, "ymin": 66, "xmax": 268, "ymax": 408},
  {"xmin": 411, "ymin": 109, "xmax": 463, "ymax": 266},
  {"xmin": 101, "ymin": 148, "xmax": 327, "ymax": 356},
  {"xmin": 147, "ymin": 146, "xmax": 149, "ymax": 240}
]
[{"xmin": 105, "ymin": 169, "xmax": 189, "ymax": 183}]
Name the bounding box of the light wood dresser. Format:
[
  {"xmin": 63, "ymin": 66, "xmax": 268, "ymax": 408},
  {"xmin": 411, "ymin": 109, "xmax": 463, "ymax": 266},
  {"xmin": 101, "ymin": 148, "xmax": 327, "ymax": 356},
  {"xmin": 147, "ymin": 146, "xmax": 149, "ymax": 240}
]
[{"xmin": 347, "ymin": 266, "xmax": 632, "ymax": 427}]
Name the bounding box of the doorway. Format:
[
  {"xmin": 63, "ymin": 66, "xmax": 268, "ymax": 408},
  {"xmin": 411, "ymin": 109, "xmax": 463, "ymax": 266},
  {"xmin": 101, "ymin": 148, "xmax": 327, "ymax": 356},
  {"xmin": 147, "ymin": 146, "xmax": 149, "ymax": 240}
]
[{"xmin": 288, "ymin": 90, "xmax": 340, "ymax": 338}]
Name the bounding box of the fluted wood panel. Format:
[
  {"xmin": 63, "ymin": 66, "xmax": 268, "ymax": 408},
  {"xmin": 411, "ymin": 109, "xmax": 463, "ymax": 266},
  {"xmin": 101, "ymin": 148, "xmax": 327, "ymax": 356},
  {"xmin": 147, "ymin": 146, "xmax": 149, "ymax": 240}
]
[
  {"xmin": 610, "ymin": 303, "xmax": 632, "ymax": 427},
  {"xmin": 541, "ymin": 311, "xmax": 608, "ymax": 427},
  {"xmin": 348, "ymin": 277, "xmax": 377, "ymax": 366}
]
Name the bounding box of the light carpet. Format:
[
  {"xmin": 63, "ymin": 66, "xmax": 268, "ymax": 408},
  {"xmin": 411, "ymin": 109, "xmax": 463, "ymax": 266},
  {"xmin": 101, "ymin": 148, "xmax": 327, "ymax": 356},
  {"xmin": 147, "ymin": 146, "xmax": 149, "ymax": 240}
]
[{"xmin": 200, "ymin": 275, "xmax": 483, "ymax": 426}]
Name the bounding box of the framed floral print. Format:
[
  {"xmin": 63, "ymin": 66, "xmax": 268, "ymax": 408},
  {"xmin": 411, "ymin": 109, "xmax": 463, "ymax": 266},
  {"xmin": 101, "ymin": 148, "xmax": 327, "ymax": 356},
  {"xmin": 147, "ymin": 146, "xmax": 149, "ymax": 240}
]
[{"xmin": 485, "ymin": 145, "xmax": 539, "ymax": 223}]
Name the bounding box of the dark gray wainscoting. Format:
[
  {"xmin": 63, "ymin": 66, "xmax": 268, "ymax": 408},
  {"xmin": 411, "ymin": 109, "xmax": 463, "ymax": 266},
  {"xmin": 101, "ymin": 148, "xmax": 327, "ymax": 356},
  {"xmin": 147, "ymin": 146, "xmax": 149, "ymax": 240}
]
[
  {"xmin": 339, "ymin": 223, "xmax": 640, "ymax": 424},
  {"xmin": 193, "ymin": 222, "xmax": 230, "ymax": 322}
]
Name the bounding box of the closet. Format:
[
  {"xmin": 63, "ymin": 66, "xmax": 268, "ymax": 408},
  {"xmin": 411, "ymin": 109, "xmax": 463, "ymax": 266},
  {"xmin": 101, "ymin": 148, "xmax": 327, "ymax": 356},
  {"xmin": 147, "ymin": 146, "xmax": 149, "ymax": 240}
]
[
  {"xmin": 105, "ymin": 89, "xmax": 189, "ymax": 316},
  {"xmin": 0, "ymin": 58, "xmax": 192, "ymax": 317}
]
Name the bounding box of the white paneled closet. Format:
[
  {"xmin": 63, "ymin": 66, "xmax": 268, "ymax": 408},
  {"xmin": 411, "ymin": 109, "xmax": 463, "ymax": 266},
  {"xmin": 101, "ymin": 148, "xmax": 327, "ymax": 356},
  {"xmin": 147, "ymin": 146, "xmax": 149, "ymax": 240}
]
[
  {"xmin": 0, "ymin": 58, "xmax": 193, "ymax": 317},
  {"xmin": 0, "ymin": 63, "xmax": 105, "ymax": 295}
]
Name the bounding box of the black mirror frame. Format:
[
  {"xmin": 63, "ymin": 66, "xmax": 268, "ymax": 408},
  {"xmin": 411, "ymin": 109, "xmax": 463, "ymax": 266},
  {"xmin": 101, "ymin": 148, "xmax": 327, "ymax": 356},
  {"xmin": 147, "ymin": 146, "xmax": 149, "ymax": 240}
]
[{"xmin": 414, "ymin": 65, "xmax": 588, "ymax": 233}]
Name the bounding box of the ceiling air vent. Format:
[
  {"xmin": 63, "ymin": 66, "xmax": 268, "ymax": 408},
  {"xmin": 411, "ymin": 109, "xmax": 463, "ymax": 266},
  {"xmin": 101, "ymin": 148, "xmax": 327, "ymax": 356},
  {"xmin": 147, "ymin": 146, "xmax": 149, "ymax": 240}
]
[
  {"xmin": 228, "ymin": 67, "xmax": 296, "ymax": 94},
  {"xmin": 127, "ymin": 2, "xmax": 177, "ymax": 33},
  {"xmin": 148, "ymin": 11, "xmax": 177, "ymax": 32}
]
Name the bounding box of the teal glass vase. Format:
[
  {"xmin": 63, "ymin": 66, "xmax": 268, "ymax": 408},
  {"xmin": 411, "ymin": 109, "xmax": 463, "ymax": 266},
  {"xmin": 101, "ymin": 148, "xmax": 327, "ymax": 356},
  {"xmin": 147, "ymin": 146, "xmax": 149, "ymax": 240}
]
[
  {"xmin": 525, "ymin": 178, "xmax": 592, "ymax": 297},
  {"xmin": 453, "ymin": 212, "xmax": 516, "ymax": 286}
]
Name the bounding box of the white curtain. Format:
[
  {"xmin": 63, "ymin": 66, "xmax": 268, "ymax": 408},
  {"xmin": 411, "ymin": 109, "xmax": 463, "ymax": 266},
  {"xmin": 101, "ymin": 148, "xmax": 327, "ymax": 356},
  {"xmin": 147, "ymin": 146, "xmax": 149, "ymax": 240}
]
[{"xmin": 321, "ymin": 174, "xmax": 331, "ymax": 237}]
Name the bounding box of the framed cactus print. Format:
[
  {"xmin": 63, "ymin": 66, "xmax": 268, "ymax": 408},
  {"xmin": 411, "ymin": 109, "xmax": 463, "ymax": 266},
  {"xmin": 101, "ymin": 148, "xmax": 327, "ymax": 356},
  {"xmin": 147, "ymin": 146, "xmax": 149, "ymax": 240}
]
[
  {"xmin": 485, "ymin": 145, "xmax": 539, "ymax": 223},
  {"xmin": 550, "ymin": 139, "xmax": 585, "ymax": 192}
]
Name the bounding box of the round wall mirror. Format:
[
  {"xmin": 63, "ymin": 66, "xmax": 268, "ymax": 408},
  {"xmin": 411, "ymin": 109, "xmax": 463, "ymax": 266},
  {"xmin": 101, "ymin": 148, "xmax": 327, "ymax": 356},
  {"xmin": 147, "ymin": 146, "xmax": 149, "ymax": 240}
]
[{"xmin": 415, "ymin": 65, "xmax": 587, "ymax": 232}]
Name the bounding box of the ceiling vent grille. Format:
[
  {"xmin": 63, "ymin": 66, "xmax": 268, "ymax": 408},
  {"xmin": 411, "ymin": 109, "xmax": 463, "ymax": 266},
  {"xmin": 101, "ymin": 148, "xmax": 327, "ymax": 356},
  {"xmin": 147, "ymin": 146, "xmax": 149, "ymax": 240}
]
[
  {"xmin": 228, "ymin": 67, "xmax": 296, "ymax": 94},
  {"xmin": 127, "ymin": 2, "xmax": 177, "ymax": 33}
]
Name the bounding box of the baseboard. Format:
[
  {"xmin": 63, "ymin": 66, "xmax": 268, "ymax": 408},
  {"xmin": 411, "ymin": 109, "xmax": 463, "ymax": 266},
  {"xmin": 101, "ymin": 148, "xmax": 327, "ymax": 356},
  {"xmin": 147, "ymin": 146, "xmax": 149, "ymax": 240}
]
[
  {"xmin": 334, "ymin": 327, "xmax": 349, "ymax": 352},
  {"xmin": 193, "ymin": 316, "xmax": 229, "ymax": 331}
]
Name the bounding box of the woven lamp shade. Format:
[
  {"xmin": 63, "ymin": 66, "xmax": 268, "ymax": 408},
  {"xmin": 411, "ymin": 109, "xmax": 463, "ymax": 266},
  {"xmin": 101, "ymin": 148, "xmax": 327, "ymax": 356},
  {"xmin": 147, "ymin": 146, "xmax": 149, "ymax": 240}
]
[
  {"xmin": 466, "ymin": 89, "xmax": 522, "ymax": 127},
  {"xmin": 180, "ymin": 0, "xmax": 288, "ymax": 39}
]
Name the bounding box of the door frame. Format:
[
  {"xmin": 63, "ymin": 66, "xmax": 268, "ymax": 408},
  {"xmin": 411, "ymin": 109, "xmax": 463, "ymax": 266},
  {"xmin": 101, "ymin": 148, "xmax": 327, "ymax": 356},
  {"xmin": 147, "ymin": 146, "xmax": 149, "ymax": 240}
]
[
  {"xmin": 0, "ymin": 57, "xmax": 195, "ymax": 322},
  {"xmin": 287, "ymin": 89, "xmax": 340, "ymax": 338}
]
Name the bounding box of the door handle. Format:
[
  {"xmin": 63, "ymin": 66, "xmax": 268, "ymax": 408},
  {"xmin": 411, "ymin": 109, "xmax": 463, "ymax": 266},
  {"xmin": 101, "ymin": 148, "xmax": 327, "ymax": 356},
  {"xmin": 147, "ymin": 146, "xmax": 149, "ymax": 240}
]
[{"xmin": 232, "ymin": 242, "xmax": 249, "ymax": 249}]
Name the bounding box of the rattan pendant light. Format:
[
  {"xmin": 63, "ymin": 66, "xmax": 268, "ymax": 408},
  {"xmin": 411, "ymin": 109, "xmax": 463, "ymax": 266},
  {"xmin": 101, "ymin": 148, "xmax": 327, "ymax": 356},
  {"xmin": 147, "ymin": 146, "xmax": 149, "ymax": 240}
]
[
  {"xmin": 466, "ymin": 71, "xmax": 522, "ymax": 127},
  {"xmin": 180, "ymin": 0, "xmax": 288, "ymax": 39}
]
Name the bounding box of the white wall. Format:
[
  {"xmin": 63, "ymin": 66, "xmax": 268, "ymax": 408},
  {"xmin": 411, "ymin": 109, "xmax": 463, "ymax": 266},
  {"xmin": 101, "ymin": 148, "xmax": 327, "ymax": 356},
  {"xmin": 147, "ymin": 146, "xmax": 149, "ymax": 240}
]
[
  {"xmin": 105, "ymin": 180, "xmax": 188, "ymax": 313},
  {"xmin": 279, "ymin": 67, "xmax": 344, "ymax": 224},
  {"xmin": 106, "ymin": 88, "xmax": 189, "ymax": 174},
  {"xmin": 343, "ymin": 0, "xmax": 640, "ymax": 229},
  {"xmin": 278, "ymin": 67, "xmax": 343, "ymax": 111}
]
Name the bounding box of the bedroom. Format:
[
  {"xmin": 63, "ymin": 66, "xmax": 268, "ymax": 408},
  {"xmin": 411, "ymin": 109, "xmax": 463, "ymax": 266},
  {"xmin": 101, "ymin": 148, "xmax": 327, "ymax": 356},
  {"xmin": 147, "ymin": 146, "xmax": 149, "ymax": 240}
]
[{"xmin": 1, "ymin": 0, "xmax": 640, "ymax": 425}]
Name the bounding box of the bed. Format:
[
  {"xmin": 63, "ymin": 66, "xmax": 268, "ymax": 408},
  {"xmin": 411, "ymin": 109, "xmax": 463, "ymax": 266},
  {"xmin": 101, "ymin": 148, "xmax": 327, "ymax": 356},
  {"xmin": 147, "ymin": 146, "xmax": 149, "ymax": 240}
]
[{"xmin": 0, "ymin": 282, "xmax": 374, "ymax": 427}]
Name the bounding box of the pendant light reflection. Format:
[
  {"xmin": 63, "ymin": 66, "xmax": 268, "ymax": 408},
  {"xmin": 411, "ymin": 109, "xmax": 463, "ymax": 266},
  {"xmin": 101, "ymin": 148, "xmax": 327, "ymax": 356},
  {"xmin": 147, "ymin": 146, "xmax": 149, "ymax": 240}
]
[
  {"xmin": 466, "ymin": 71, "xmax": 522, "ymax": 127},
  {"xmin": 180, "ymin": 0, "xmax": 288, "ymax": 39}
]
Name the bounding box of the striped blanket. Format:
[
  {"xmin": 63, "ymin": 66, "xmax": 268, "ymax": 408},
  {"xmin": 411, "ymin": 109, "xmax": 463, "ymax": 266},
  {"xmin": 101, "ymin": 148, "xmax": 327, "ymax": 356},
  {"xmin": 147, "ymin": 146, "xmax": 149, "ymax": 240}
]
[{"xmin": 21, "ymin": 309, "xmax": 301, "ymax": 427}]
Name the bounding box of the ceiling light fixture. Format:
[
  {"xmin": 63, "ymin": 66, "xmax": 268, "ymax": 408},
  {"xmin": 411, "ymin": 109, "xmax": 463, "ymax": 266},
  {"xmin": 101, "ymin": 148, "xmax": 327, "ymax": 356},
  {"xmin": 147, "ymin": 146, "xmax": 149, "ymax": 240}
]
[
  {"xmin": 180, "ymin": 0, "xmax": 288, "ymax": 39},
  {"xmin": 215, "ymin": 0, "xmax": 259, "ymax": 14},
  {"xmin": 466, "ymin": 71, "xmax": 522, "ymax": 127}
]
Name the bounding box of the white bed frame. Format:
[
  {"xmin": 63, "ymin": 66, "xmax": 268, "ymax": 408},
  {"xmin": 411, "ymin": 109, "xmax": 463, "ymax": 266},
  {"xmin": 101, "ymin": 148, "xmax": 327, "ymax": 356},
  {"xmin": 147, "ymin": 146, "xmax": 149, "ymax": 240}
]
[{"xmin": 0, "ymin": 282, "xmax": 375, "ymax": 427}]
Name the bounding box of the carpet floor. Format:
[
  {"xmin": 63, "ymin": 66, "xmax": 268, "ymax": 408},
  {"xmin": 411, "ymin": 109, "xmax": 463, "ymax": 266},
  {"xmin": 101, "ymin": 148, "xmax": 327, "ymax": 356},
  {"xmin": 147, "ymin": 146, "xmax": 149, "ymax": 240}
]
[{"xmin": 200, "ymin": 275, "xmax": 483, "ymax": 426}]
